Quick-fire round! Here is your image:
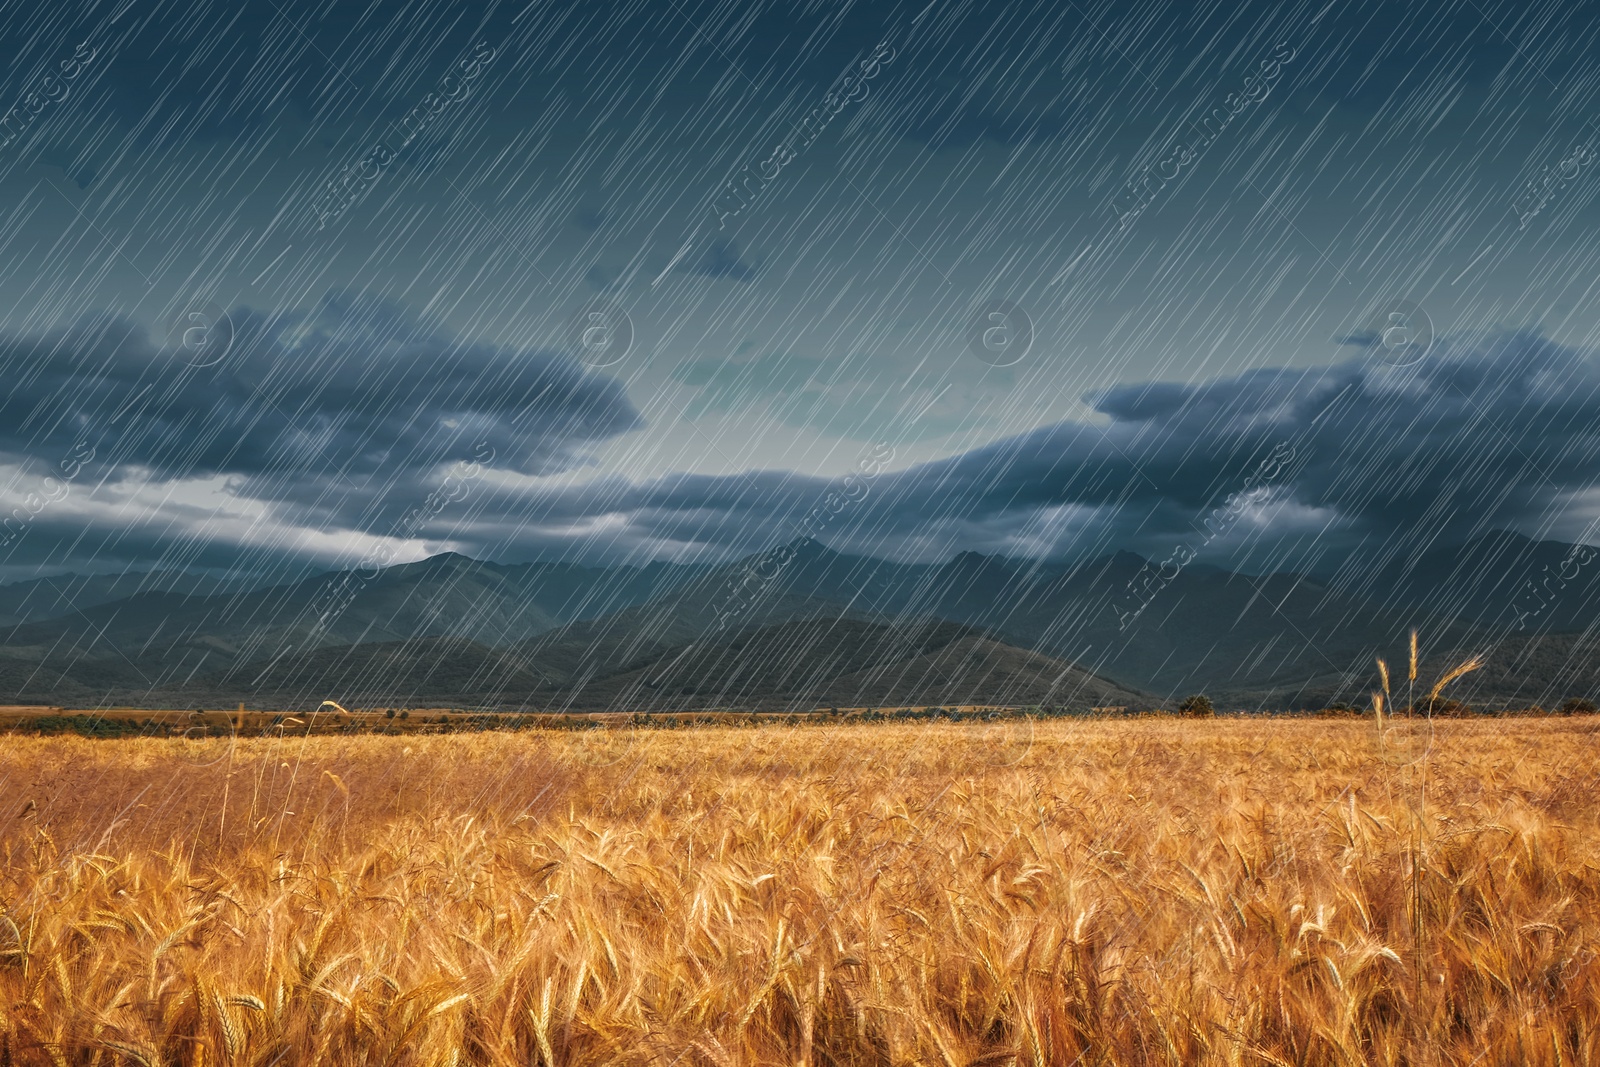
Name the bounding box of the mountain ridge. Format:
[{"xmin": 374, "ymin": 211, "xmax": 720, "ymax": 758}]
[{"xmin": 0, "ymin": 529, "xmax": 1594, "ymax": 710}]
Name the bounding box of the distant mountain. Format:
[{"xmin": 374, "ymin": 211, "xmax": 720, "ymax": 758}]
[
  {"xmin": 1383, "ymin": 530, "xmax": 1600, "ymax": 633},
  {"xmin": 693, "ymin": 535, "xmax": 1600, "ymax": 709},
  {"xmin": 0, "ymin": 529, "xmax": 1596, "ymax": 711},
  {"xmin": 681, "ymin": 540, "xmax": 1437, "ymax": 707},
  {"xmin": 0, "ymin": 569, "xmax": 252, "ymax": 626},
  {"xmin": 1441, "ymin": 629, "xmax": 1600, "ymax": 709},
  {"xmin": 0, "ymin": 552, "xmax": 707, "ymax": 701}
]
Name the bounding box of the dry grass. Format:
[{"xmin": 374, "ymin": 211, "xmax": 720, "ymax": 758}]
[{"xmin": 2, "ymin": 717, "xmax": 1599, "ymax": 1065}]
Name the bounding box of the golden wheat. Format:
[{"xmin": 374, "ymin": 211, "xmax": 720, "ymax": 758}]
[{"xmin": 1, "ymin": 717, "xmax": 1598, "ymax": 1065}]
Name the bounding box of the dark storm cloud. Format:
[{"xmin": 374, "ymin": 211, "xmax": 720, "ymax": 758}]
[
  {"xmin": 431, "ymin": 329, "xmax": 1600, "ymax": 566},
  {"xmin": 5, "ymin": 318, "xmax": 1596, "ymax": 574},
  {"xmin": 917, "ymin": 329, "xmax": 1600, "ymax": 548},
  {"xmin": 0, "ymin": 292, "xmax": 643, "ymax": 488},
  {"xmin": 916, "ymin": 328, "xmax": 1600, "ymax": 539}
]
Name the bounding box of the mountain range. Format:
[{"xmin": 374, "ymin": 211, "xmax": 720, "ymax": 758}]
[{"xmin": 1, "ymin": 531, "xmax": 1596, "ymax": 712}]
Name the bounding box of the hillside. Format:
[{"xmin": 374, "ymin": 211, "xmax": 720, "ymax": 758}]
[
  {"xmin": 209, "ymin": 616, "xmax": 1149, "ymax": 712},
  {"xmin": 0, "ymin": 530, "xmax": 1595, "ymax": 710}
]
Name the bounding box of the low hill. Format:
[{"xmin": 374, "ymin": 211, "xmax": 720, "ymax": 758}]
[
  {"xmin": 548, "ymin": 616, "xmax": 1146, "ymax": 712},
  {"xmin": 202, "ymin": 616, "xmax": 1150, "ymax": 713}
]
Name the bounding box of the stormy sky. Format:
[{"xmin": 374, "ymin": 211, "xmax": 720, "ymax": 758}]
[{"xmin": 2, "ymin": 0, "xmax": 1600, "ymax": 581}]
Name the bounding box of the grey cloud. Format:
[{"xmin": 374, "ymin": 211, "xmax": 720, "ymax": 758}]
[
  {"xmin": 7, "ymin": 322, "xmax": 1598, "ymax": 578},
  {"xmin": 437, "ymin": 329, "xmax": 1600, "ymax": 570},
  {"xmin": 0, "ymin": 292, "xmax": 644, "ymax": 488}
]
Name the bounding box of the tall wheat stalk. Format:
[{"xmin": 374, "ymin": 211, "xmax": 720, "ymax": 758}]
[{"xmin": 1380, "ymin": 633, "xmax": 1483, "ymax": 1059}]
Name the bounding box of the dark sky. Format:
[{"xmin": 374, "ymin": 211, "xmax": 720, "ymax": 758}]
[{"xmin": 2, "ymin": 0, "xmax": 1600, "ymax": 581}]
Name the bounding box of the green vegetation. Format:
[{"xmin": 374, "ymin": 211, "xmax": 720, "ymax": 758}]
[{"xmin": 27, "ymin": 715, "xmax": 146, "ymax": 738}]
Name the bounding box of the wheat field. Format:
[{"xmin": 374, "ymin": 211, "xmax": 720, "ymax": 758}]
[{"xmin": 1, "ymin": 716, "xmax": 1598, "ymax": 1066}]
